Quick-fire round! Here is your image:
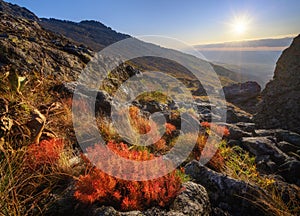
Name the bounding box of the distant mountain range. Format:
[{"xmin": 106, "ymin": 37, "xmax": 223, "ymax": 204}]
[
  {"xmin": 192, "ymin": 37, "xmax": 294, "ymax": 87},
  {"xmin": 195, "ymin": 37, "xmax": 294, "ymax": 51}
]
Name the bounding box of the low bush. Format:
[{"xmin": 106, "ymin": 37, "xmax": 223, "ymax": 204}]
[
  {"xmin": 74, "ymin": 141, "xmax": 185, "ymax": 211},
  {"xmin": 26, "ymin": 138, "xmax": 64, "ymax": 170}
]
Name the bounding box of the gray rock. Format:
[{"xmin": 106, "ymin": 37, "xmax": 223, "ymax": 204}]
[
  {"xmin": 235, "ymin": 122, "xmax": 255, "ymax": 133},
  {"xmin": 222, "ymin": 81, "xmax": 261, "ymax": 114},
  {"xmin": 254, "ymin": 129, "xmax": 300, "ymax": 146},
  {"xmin": 254, "ymin": 34, "xmax": 300, "ymax": 134},
  {"xmin": 219, "ymin": 123, "xmax": 252, "ymax": 140},
  {"xmin": 254, "ymin": 129, "xmax": 277, "ymax": 137},
  {"xmin": 274, "ymin": 129, "xmax": 300, "ymax": 146},
  {"xmin": 53, "ymin": 82, "xmax": 112, "ymax": 115},
  {"xmin": 185, "ymin": 161, "xmax": 270, "ymax": 216},
  {"xmin": 141, "ymin": 100, "xmax": 168, "ymax": 113},
  {"xmin": 242, "ymin": 137, "xmax": 290, "ymax": 165},
  {"xmin": 226, "ymin": 105, "xmax": 252, "ymax": 123},
  {"xmin": 223, "ymin": 81, "xmax": 261, "ymax": 103},
  {"xmin": 255, "ymin": 155, "xmax": 277, "ymax": 173},
  {"xmin": 276, "ymin": 141, "xmax": 300, "ymax": 158},
  {"xmin": 170, "ymin": 182, "xmax": 211, "ymax": 216},
  {"xmin": 62, "ymin": 43, "xmax": 91, "ymax": 63},
  {"xmin": 278, "ymin": 160, "xmax": 300, "ymax": 186},
  {"xmin": 227, "ymin": 139, "xmax": 242, "ymax": 148}
]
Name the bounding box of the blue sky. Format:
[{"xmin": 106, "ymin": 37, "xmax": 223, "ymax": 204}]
[{"xmin": 5, "ymin": 0, "xmax": 300, "ymax": 45}]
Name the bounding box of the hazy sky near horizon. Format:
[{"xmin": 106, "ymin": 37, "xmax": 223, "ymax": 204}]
[{"xmin": 5, "ymin": 0, "xmax": 300, "ymax": 45}]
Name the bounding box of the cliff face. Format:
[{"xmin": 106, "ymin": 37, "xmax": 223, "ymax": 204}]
[{"xmin": 254, "ymin": 34, "xmax": 300, "ymax": 133}]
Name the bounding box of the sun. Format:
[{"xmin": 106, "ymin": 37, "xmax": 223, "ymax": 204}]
[
  {"xmin": 233, "ymin": 21, "xmax": 247, "ymax": 34},
  {"xmin": 230, "ymin": 15, "xmax": 250, "ymax": 35}
]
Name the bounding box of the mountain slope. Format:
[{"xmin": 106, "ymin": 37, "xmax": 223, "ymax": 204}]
[
  {"xmin": 39, "ymin": 18, "xmax": 130, "ymax": 51},
  {"xmin": 39, "ymin": 18, "xmax": 244, "ymax": 88},
  {"xmin": 0, "ymin": 0, "xmax": 38, "ymax": 21},
  {"xmin": 0, "ymin": 12, "xmax": 92, "ymax": 79}
]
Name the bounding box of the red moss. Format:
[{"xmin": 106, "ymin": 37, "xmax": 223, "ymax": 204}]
[
  {"xmin": 193, "ymin": 132, "xmax": 225, "ymax": 171},
  {"xmin": 201, "ymin": 122, "xmax": 230, "ymax": 137},
  {"xmin": 26, "ymin": 138, "xmax": 64, "ymax": 169},
  {"xmin": 154, "ymin": 138, "xmax": 167, "ymax": 151},
  {"xmin": 128, "ymin": 106, "xmax": 151, "ymax": 134},
  {"xmin": 74, "ymin": 141, "xmax": 184, "ymax": 211},
  {"xmin": 165, "ymin": 123, "xmax": 176, "ymax": 135}
]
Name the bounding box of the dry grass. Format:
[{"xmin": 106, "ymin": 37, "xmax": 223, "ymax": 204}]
[
  {"xmin": 0, "ymin": 67, "xmax": 79, "ymax": 215},
  {"xmin": 0, "ymin": 140, "xmax": 75, "ymax": 216},
  {"xmin": 219, "ymin": 141, "xmax": 300, "ymax": 215}
]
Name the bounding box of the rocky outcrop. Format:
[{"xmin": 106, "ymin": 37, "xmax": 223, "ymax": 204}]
[
  {"xmin": 53, "ymin": 82, "xmax": 113, "ymax": 115},
  {"xmin": 254, "ymin": 34, "xmax": 300, "ymax": 134},
  {"xmin": 0, "ymin": 12, "xmax": 92, "ymax": 80},
  {"xmin": 223, "ymin": 81, "xmax": 261, "ymax": 102},
  {"xmin": 226, "ymin": 104, "xmax": 252, "ymax": 123},
  {"xmin": 185, "ymin": 161, "xmax": 271, "ymax": 216},
  {"xmin": 170, "ymin": 182, "xmax": 211, "ymax": 215},
  {"xmin": 223, "ymin": 81, "xmax": 261, "ymax": 113},
  {"xmin": 46, "ymin": 181, "xmax": 211, "ymax": 216}
]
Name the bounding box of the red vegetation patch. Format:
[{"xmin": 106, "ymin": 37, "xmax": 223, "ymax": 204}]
[
  {"xmin": 26, "ymin": 138, "xmax": 64, "ymax": 169},
  {"xmin": 128, "ymin": 106, "xmax": 151, "ymax": 134},
  {"xmin": 195, "ymin": 122, "xmax": 230, "ymax": 171},
  {"xmin": 74, "ymin": 141, "xmax": 184, "ymax": 211},
  {"xmin": 165, "ymin": 123, "xmax": 176, "ymax": 135},
  {"xmin": 201, "ymin": 122, "xmax": 230, "ymax": 137},
  {"xmin": 153, "ymin": 138, "xmax": 167, "ymax": 151}
]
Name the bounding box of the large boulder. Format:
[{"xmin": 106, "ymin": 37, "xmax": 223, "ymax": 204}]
[
  {"xmin": 46, "ymin": 181, "xmax": 211, "ymax": 216},
  {"xmin": 226, "ymin": 104, "xmax": 252, "ymax": 123},
  {"xmin": 254, "ymin": 34, "xmax": 300, "ymax": 134},
  {"xmin": 253, "ymin": 129, "xmax": 300, "ymax": 159},
  {"xmin": 53, "ymin": 82, "xmax": 112, "ymax": 115},
  {"xmin": 222, "ymin": 81, "xmax": 261, "ymax": 113},
  {"xmin": 185, "ymin": 161, "xmax": 271, "ymax": 216},
  {"xmin": 170, "ymin": 181, "xmax": 211, "ymax": 216},
  {"xmin": 223, "ymin": 81, "xmax": 261, "ymax": 103},
  {"xmin": 241, "ymin": 137, "xmax": 290, "ymax": 166}
]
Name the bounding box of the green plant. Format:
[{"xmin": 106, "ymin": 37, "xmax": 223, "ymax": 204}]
[{"xmin": 136, "ymin": 91, "xmax": 170, "ymax": 104}]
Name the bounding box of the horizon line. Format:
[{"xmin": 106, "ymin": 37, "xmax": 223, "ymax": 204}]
[
  {"xmin": 195, "ymin": 46, "xmax": 289, "ymax": 52},
  {"xmin": 194, "ymin": 33, "xmax": 298, "ymax": 46}
]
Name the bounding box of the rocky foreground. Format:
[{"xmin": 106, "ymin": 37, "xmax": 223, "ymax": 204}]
[
  {"xmin": 48, "ymin": 69, "xmax": 300, "ymax": 215},
  {"xmin": 0, "ymin": 0, "xmax": 299, "ymax": 215}
]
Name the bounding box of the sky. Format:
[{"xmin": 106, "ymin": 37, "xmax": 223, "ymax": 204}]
[{"xmin": 5, "ymin": 0, "xmax": 300, "ymax": 45}]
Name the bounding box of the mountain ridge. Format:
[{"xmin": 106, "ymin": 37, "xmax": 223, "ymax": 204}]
[
  {"xmin": 0, "ymin": 0, "xmax": 254, "ymax": 88},
  {"xmin": 39, "ymin": 18, "xmax": 130, "ymax": 51},
  {"xmin": 0, "ymin": 0, "xmax": 38, "ymax": 21}
]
